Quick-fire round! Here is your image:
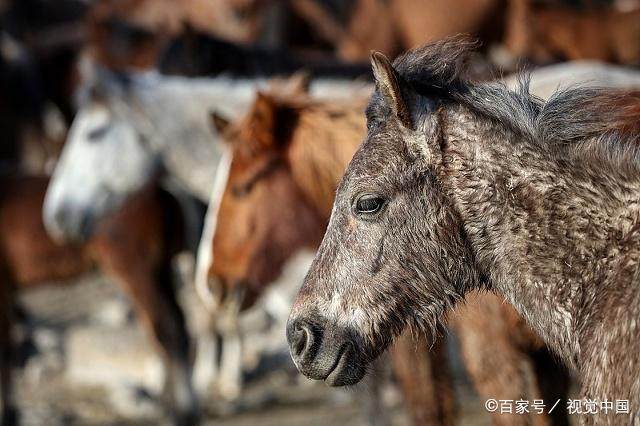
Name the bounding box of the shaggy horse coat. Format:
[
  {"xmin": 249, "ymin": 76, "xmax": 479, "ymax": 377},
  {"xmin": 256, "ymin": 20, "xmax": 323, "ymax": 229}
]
[{"xmin": 288, "ymin": 37, "xmax": 640, "ymax": 424}]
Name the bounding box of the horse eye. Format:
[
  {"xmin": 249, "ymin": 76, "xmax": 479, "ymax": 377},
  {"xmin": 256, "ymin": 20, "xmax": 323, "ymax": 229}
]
[
  {"xmin": 232, "ymin": 182, "xmax": 252, "ymax": 198},
  {"xmin": 355, "ymin": 195, "xmax": 385, "ymax": 215},
  {"xmin": 87, "ymin": 124, "xmax": 109, "ymax": 141}
]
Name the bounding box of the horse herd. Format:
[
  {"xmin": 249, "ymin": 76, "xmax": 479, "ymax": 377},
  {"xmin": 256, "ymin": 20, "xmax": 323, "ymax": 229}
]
[{"xmin": 2, "ymin": 36, "xmax": 640, "ymax": 426}]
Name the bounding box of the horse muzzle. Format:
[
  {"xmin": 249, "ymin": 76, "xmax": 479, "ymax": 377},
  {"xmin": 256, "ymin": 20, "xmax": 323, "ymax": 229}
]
[
  {"xmin": 286, "ymin": 315, "xmax": 367, "ymax": 386},
  {"xmin": 43, "ymin": 202, "xmax": 96, "ymax": 244}
]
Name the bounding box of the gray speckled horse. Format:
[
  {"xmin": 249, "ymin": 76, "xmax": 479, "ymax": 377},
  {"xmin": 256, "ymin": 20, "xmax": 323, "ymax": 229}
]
[{"xmin": 288, "ymin": 37, "xmax": 640, "ymax": 424}]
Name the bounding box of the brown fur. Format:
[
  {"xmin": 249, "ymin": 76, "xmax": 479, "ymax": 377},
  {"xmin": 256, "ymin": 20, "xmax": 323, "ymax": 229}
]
[
  {"xmin": 0, "ymin": 174, "xmax": 195, "ymax": 424},
  {"xmin": 85, "ymin": 0, "xmax": 273, "ymax": 72},
  {"xmin": 290, "ymin": 0, "xmax": 501, "ymax": 61},
  {"xmin": 208, "ymin": 80, "xmax": 569, "ymax": 425},
  {"xmin": 505, "ymin": 0, "xmax": 640, "ymax": 64}
]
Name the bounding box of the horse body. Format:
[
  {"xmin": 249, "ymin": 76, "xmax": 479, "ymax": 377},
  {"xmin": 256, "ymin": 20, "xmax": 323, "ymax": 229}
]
[
  {"xmin": 201, "ymin": 77, "xmax": 571, "ymax": 424},
  {"xmin": 288, "ymin": 37, "xmax": 640, "ymax": 422},
  {"xmin": 504, "ymin": 0, "xmax": 640, "ymax": 64},
  {"xmin": 441, "ymin": 99, "xmax": 640, "ymax": 402},
  {"xmin": 0, "ymin": 174, "xmax": 196, "ymax": 424}
]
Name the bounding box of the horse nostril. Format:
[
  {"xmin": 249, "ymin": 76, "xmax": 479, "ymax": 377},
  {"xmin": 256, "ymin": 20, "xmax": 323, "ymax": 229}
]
[
  {"xmin": 293, "ymin": 325, "xmax": 308, "ymax": 356},
  {"xmin": 288, "ymin": 320, "xmax": 313, "ymax": 359}
]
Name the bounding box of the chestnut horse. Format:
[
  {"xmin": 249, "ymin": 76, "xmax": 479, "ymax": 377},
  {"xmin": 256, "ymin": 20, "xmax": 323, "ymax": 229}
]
[
  {"xmin": 197, "ymin": 77, "xmax": 569, "ymax": 425},
  {"xmin": 0, "ymin": 174, "xmax": 196, "ymax": 425}
]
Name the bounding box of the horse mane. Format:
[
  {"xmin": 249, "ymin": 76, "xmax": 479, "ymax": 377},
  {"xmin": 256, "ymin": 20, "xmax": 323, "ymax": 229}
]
[
  {"xmin": 234, "ymin": 84, "xmax": 366, "ymax": 218},
  {"xmin": 286, "ymin": 98, "xmax": 366, "ymax": 217},
  {"xmin": 378, "ymin": 36, "xmax": 640, "ymax": 174}
]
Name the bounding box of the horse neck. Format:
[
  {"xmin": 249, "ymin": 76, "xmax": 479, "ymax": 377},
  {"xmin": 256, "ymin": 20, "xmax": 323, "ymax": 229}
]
[
  {"xmin": 439, "ymin": 105, "xmax": 640, "ymax": 367},
  {"xmin": 286, "ymin": 102, "xmax": 366, "ymax": 220}
]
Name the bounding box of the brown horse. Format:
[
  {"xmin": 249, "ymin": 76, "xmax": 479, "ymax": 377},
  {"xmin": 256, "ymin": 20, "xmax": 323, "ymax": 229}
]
[
  {"xmin": 288, "ymin": 37, "xmax": 640, "ymax": 423},
  {"xmin": 198, "ymin": 77, "xmax": 569, "ymax": 425},
  {"xmin": 286, "ymin": 0, "xmax": 503, "ymax": 61},
  {"xmin": 504, "ymin": 0, "xmax": 640, "ymax": 65},
  {"xmin": 0, "ymin": 174, "xmax": 197, "ymax": 425},
  {"xmin": 84, "ymin": 0, "xmax": 286, "ymax": 73}
]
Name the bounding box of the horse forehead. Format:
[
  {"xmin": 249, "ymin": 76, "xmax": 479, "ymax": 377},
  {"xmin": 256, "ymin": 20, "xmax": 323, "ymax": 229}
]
[{"xmin": 343, "ymin": 134, "xmax": 405, "ymax": 182}]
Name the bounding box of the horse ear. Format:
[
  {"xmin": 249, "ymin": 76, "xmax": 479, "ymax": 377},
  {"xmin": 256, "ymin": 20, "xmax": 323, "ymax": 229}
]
[
  {"xmin": 286, "ymin": 71, "xmax": 311, "ymax": 95},
  {"xmin": 251, "ymin": 91, "xmax": 279, "ymax": 148},
  {"xmin": 251, "ymin": 91, "xmax": 300, "ymax": 149},
  {"xmin": 370, "ymin": 51, "xmax": 411, "ymax": 127},
  {"xmin": 210, "ymin": 111, "xmax": 230, "ymax": 134}
]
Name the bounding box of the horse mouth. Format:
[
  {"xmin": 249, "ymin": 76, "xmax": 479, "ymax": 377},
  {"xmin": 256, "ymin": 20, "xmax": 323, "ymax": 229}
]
[{"xmin": 323, "ymin": 344, "xmax": 362, "ymax": 387}]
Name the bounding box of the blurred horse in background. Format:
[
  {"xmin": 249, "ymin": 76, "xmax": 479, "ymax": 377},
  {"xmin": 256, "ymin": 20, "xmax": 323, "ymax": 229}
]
[
  {"xmin": 290, "ymin": 0, "xmax": 503, "ymax": 61},
  {"xmin": 196, "ymin": 75, "xmax": 570, "ymax": 425},
  {"xmin": 84, "ymin": 0, "xmax": 372, "ymax": 76},
  {"xmin": 0, "ymin": 174, "xmax": 196, "ymax": 425},
  {"xmin": 42, "ymin": 62, "xmax": 253, "ymax": 241},
  {"xmin": 42, "ymin": 55, "xmax": 368, "ymax": 241},
  {"xmin": 39, "ymin": 63, "xmax": 251, "ymax": 408},
  {"xmin": 504, "ymin": 0, "xmax": 640, "ymax": 65},
  {"xmin": 84, "ymin": 0, "xmax": 496, "ymax": 64}
]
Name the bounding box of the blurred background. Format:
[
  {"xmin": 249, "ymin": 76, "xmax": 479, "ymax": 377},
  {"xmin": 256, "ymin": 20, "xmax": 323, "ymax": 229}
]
[{"xmin": 1, "ymin": 0, "xmax": 639, "ymax": 425}]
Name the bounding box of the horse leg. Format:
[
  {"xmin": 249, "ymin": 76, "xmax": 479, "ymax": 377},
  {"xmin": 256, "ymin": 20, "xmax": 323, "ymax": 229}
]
[
  {"xmin": 103, "ymin": 260, "xmax": 198, "ymax": 425},
  {"xmin": 214, "ymin": 287, "xmax": 244, "ymax": 402},
  {"xmin": 192, "ymin": 314, "xmax": 222, "ymax": 397},
  {"xmin": 390, "ymin": 330, "xmax": 455, "ymax": 426},
  {"xmin": 453, "ymin": 292, "xmax": 548, "ymax": 426},
  {"xmin": 0, "ymin": 283, "xmax": 17, "ymax": 426},
  {"xmin": 155, "ymin": 263, "xmax": 199, "ymax": 425}
]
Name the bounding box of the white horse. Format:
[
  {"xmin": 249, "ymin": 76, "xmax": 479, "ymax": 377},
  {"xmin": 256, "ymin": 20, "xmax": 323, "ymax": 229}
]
[
  {"xmin": 44, "ymin": 59, "xmax": 369, "ymax": 241},
  {"xmin": 43, "ymin": 61, "xmax": 256, "ymax": 241}
]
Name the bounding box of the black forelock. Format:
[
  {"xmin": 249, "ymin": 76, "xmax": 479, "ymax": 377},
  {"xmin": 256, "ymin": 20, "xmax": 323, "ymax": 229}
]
[{"xmin": 391, "ymin": 34, "xmax": 477, "ymax": 98}]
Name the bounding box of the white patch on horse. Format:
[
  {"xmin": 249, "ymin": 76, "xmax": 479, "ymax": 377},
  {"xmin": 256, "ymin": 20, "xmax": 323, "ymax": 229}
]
[
  {"xmin": 195, "ymin": 148, "xmax": 232, "ymax": 311},
  {"xmin": 321, "ymin": 291, "xmax": 370, "ymax": 333}
]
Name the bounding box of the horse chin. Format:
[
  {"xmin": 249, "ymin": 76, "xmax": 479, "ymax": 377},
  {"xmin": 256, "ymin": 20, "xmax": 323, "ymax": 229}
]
[{"xmin": 323, "ymin": 344, "xmax": 368, "ymax": 387}]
